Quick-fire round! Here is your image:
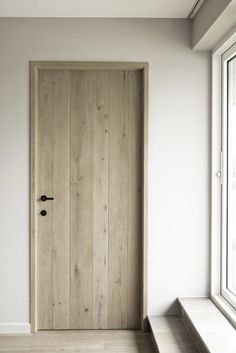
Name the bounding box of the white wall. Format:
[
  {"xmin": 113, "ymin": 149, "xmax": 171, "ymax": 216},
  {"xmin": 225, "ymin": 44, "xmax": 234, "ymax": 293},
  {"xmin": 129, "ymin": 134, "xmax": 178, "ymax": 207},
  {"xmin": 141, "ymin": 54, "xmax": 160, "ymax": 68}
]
[{"xmin": 0, "ymin": 18, "xmax": 210, "ymax": 327}]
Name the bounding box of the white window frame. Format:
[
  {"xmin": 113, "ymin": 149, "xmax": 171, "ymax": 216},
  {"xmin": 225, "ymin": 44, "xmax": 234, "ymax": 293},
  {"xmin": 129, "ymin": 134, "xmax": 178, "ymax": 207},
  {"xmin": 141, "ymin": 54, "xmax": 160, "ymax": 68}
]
[
  {"xmin": 221, "ymin": 43, "xmax": 236, "ymax": 309},
  {"xmin": 211, "ymin": 27, "xmax": 236, "ymax": 328}
]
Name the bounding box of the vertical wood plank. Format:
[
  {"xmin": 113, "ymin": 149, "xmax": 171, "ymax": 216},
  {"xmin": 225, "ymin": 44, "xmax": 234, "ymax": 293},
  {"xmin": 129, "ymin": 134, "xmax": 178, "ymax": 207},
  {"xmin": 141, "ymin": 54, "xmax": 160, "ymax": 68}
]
[
  {"xmin": 37, "ymin": 70, "xmax": 53, "ymax": 329},
  {"xmin": 108, "ymin": 71, "xmax": 129, "ymax": 328},
  {"xmin": 127, "ymin": 71, "xmax": 142, "ymax": 328},
  {"xmin": 93, "ymin": 71, "xmax": 109, "ymax": 329},
  {"xmin": 70, "ymin": 71, "xmax": 94, "ymax": 329},
  {"xmin": 141, "ymin": 66, "xmax": 149, "ymax": 331},
  {"xmin": 52, "ymin": 71, "xmax": 70, "ymax": 329}
]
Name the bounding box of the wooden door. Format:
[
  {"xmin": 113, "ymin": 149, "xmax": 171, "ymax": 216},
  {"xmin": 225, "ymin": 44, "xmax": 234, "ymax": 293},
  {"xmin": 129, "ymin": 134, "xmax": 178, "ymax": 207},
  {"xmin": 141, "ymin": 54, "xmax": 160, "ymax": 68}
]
[{"xmin": 35, "ymin": 67, "xmax": 143, "ymax": 330}]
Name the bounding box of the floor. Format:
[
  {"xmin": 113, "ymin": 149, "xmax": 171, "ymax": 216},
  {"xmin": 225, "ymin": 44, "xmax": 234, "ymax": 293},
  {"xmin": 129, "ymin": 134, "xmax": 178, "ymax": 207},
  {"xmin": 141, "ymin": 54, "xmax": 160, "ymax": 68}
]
[{"xmin": 0, "ymin": 330, "xmax": 155, "ymax": 353}]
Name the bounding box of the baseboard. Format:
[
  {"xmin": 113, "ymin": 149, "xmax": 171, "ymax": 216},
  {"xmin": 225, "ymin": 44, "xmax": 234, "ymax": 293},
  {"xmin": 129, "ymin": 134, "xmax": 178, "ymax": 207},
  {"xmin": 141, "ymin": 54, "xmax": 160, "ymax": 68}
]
[{"xmin": 0, "ymin": 323, "xmax": 31, "ymax": 334}]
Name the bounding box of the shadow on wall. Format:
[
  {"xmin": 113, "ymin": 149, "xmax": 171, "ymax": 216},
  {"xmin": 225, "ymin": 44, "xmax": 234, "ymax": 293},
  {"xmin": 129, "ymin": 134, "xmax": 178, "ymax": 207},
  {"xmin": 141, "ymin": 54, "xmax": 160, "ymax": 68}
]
[
  {"xmin": 165, "ymin": 299, "xmax": 180, "ymax": 316},
  {"xmin": 135, "ymin": 331, "xmax": 155, "ymax": 353}
]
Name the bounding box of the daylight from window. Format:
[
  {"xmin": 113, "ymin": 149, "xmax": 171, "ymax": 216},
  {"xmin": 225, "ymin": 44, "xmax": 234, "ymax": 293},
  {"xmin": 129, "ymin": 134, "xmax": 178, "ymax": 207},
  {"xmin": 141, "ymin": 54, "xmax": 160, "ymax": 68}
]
[{"xmin": 227, "ymin": 56, "xmax": 236, "ymax": 297}]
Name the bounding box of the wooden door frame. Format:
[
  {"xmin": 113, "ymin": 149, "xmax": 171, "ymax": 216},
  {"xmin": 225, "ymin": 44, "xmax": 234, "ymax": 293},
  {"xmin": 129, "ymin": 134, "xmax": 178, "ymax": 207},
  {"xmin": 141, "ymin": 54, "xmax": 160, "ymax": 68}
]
[{"xmin": 30, "ymin": 61, "xmax": 149, "ymax": 333}]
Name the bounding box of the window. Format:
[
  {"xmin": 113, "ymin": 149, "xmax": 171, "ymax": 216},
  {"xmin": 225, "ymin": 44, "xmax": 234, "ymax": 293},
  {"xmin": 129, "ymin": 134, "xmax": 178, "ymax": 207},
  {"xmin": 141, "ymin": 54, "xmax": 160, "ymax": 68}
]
[
  {"xmin": 211, "ymin": 32, "xmax": 236, "ymax": 327},
  {"xmin": 221, "ymin": 43, "xmax": 236, "ymax": 309}
]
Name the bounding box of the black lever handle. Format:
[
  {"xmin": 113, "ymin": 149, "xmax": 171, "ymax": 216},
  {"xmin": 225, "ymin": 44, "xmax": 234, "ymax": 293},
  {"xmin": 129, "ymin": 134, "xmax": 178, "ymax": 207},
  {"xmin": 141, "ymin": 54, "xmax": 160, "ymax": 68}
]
[{"xmin": 41, "ymin": 195, "xmax": 54, "ymax": 202}]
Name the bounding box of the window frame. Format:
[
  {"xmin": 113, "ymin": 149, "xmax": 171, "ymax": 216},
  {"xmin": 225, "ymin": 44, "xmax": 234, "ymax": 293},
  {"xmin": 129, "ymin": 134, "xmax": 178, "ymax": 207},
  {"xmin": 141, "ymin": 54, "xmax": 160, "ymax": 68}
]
[
  {"xmin": 211, "ymin": 28, "xmax": 236, "ymax": 328},
  {"xmin": 221, "ymin": 43, "xmax": 236, "ymax": 309}
]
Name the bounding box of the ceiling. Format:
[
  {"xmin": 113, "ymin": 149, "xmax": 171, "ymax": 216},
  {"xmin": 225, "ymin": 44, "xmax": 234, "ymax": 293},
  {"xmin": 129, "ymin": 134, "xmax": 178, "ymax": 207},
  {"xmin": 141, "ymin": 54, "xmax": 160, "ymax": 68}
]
[{"xmin": 0, "ymin": 0, "xmax": 199, "ymax": 18}]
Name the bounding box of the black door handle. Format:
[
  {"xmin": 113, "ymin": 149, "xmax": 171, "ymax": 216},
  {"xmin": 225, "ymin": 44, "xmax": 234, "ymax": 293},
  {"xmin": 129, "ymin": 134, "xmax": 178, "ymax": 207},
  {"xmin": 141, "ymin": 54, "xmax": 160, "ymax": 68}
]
[{"xmin": 40, "ymin": 195, "xmax": 54, "ymax": 202}]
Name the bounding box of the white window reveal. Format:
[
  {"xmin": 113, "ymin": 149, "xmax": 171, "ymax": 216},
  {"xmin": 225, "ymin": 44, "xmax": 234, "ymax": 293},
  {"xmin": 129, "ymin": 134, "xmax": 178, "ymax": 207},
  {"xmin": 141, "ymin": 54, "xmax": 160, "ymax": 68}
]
[
  {"xmin": 211, "ymin": 31, "xmax": 236, "ymax": 328},
  {"xmin": 221, "ymin": 43, "xmax": 236, "ymax": 309}
]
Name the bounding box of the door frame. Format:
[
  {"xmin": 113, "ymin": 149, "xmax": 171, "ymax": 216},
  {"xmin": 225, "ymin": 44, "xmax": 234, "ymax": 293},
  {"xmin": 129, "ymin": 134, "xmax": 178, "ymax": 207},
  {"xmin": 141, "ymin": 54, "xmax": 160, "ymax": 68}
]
[{"xmin": 30, "ymin": 61, "xmax": 149, "ymax": 332}]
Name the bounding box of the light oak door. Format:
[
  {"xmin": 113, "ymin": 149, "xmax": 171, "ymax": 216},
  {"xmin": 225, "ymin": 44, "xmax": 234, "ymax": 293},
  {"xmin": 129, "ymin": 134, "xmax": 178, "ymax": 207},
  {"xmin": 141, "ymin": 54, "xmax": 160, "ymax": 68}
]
[{"xmin": 36, "ymin": 69, "xmax": 142, "ymax": 330}]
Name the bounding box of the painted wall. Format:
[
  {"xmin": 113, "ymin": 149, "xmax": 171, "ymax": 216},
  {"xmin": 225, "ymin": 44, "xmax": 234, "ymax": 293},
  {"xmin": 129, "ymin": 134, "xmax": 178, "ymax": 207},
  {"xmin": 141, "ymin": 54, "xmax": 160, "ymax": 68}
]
[{"xmin": 0, "ymin": 18, "xmax": 210, "ymax": 329}]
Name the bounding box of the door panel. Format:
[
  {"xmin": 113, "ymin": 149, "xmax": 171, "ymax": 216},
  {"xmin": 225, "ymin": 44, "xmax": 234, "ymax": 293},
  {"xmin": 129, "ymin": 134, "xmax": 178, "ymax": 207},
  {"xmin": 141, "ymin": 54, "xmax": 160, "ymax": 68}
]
[
  {"xmin": 108, "ymin": 71, "xmax": 129, "ymax": 328},
  {"xmin": 51, "ymin": 71, "xmax": 70, "ymax": 329},
  {"xmin": 36, "ymin": 68, "xmax": 142, "ymax": 330},
  {"xmin": 93, "ymin": 71, "xmax": 109, "ymax": 329},
  {"xmin": 127, "ymin": 71, "xmax": 142, "ymax": 327},
  {"xmin": 70, "ymin": 71, "xmax": 94, "ymax": 329},
  {"xmin": 37, "ymin": 70, "xmax": 53, "ymax": 329}
]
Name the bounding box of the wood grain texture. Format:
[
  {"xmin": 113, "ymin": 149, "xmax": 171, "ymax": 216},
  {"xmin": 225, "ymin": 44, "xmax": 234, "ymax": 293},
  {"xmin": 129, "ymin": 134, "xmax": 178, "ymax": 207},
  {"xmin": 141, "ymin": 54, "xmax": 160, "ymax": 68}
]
[
  {"xmin": 31, "ymin": 61, "xmax": 148, "ymax": 72},
  {"xmin": 127, "ymin": 71, "xmax": 142, "ymax": 328},
  {"xmin": 32, "ymin": 63, "xmax": 148, "ymax": 331},
  {"xmin": 93, "ymin": 71, "xmax": 109, "ymax": 329},
  {"xmin": 141, "ymin": 67, "xmax": 149, "ymax": 331},
  {"xmin": 51, "ymin": 71, "xmax": 70, "ymax": 329},
  {"xmin": 108, "ymin": 71, "xmax": 129, "ymax": 329},
  {"xmin": 70, "ymin": 71, "xmax": 94, "ymax": 329},
  {"xmin": 37, "ymin": 70, "xmax": 53, "ymax": 329},
  {"xmin": 0, "ymin": 330, "xmax": 155, "ymax": 353}
]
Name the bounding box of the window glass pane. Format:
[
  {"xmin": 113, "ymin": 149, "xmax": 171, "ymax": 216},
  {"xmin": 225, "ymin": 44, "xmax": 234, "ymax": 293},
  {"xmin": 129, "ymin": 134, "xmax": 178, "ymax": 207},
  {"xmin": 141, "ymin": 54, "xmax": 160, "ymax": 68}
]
[{"xmin": 227, "ymin": 55, "xmax": 236, "ymax": 295}]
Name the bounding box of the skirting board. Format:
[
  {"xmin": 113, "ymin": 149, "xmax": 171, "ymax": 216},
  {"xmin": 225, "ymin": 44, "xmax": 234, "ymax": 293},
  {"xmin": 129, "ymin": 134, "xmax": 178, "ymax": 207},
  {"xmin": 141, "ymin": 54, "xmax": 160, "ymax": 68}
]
[{"xmin": 0, "ymin": 323, "xmax": 31, "ymax": 334}]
